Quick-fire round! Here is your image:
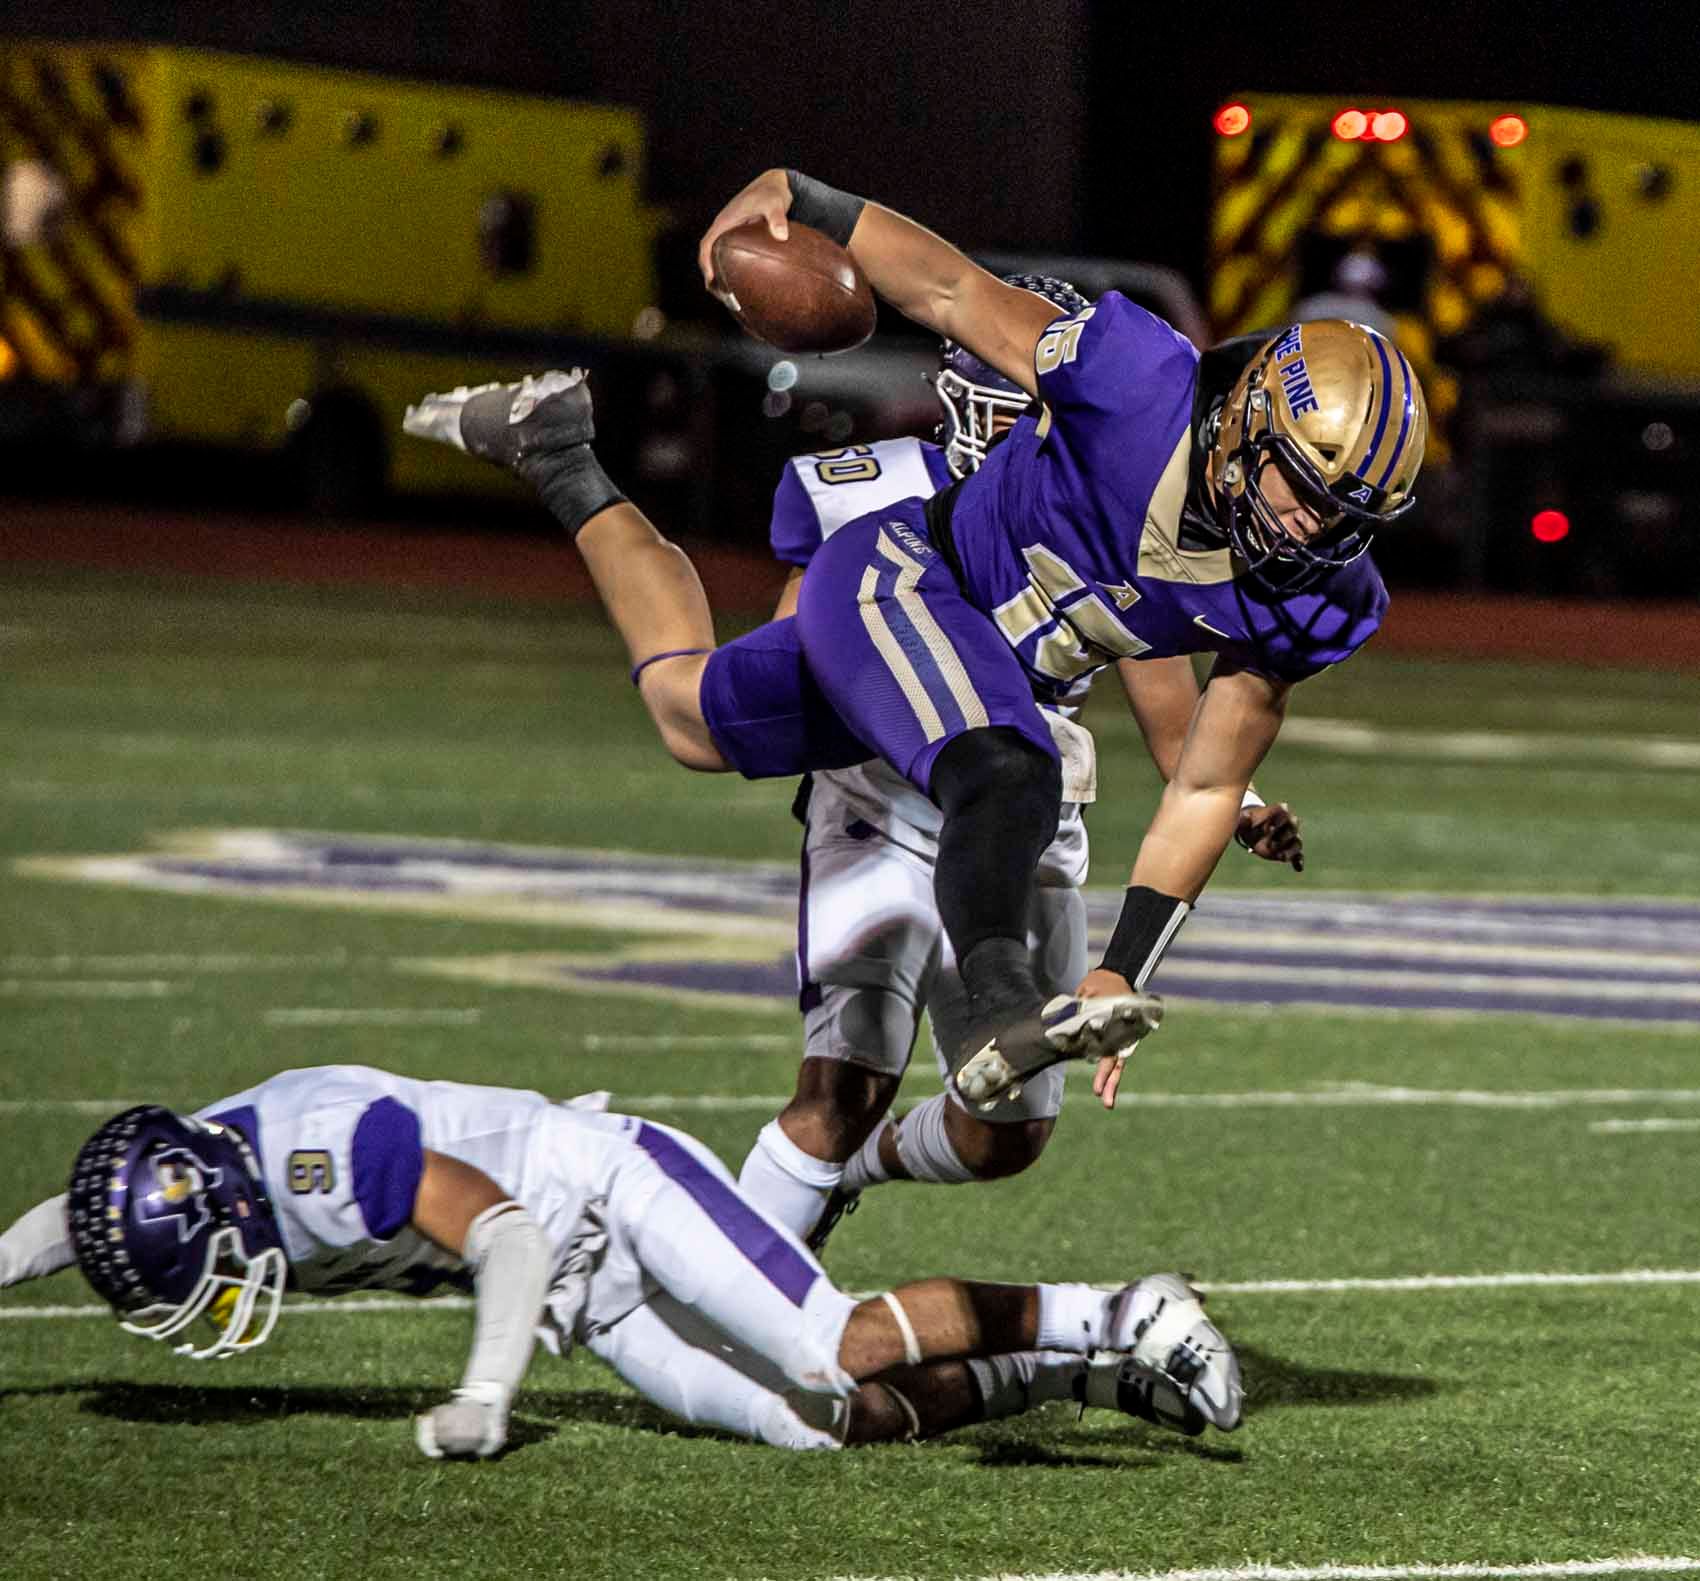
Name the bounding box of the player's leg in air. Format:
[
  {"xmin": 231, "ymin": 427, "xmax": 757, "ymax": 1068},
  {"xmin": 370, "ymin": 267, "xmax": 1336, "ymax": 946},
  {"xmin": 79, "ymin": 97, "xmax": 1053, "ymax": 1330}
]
[
  {"xmin": 585, "ymin": 1116, "xmax": 1241, "ymax": 1447},
  {"xmin": 404, "ymin": 378, "xmax": 1158, "ymax": 1107}
]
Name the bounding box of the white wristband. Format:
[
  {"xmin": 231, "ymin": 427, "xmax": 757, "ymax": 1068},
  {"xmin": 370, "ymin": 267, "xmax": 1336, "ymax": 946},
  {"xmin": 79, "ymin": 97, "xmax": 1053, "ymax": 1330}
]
[{"xmin": 1240, "ymin": 788, "xmax": 1265, "ymax": 811}]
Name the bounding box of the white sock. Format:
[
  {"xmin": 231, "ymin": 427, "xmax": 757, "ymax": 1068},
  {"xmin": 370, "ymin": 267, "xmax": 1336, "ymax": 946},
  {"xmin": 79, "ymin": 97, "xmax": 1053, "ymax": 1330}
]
[
  {"xmin": 841, "ymin": 1117, "xmax": 896, "ymax": 1193},
  {"xmin": 890, "ymin": 1093, "xmax": 977, "ymax": 1185},
  {"xmin": 966, "ymin": 1350, "xmax": 1082, "ymax": 1419},
  {"xmin": 1036, "ymin": 1282, "xmax": 1110, "ymax": 1354},
  {"xmin": 737, "ymin": 1120, "xmax": 844, "ymax": 1241}
]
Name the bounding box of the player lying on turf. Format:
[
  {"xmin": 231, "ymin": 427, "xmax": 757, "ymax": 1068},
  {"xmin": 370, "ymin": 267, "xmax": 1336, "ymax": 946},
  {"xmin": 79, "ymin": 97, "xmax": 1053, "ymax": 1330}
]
[
  {"xmin": 402, "ymin": 167, "xmax": 1426, "ymax": 1118},
  {"xmin": 0, "ymin": 1064, "xmax": 1242, "ymax": 1457},
  {"xmin": 740, "ymin": 284, "xmax": 1303, "ymax": 1250}
]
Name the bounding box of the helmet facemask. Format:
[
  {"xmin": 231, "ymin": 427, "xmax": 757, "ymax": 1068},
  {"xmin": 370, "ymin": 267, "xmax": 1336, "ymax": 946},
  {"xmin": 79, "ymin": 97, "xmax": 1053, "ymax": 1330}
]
[
  {"xmin": 120, "ymin": 1224, "xmax": 288, "ymax": 1359},
  {"xmin": 1211, "ymin": 321, "xmax": 1427, "ymax": 592},
  {"xmin": 934, "ymin": 273, "xmax": 1090, "ymax": 479},
  {"xmin": 68, "ymin": 1107, "xmax": 288, "ymax": 1362},
  {"xmin": 934, "ymin": 361, "xmax": 1032, "ymax": 478}
]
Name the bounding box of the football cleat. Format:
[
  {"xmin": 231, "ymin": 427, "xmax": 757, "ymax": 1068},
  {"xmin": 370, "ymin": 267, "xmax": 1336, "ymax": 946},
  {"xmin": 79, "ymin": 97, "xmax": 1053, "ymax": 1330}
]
[
  {"xmin": 952, "ymin": 992, "xmax": 1162, "ymax": 1108},
  {"xmin": 805, "ymin": 1185, "xmax": 860, "ymax": 1256},
  {"xmin": 1102, "ymin": 1273, "xmax": 1242, "ymax": 1431},
  {"xmin": 1075, "ymin": 1353, "xmax": 1206, "ymax": 1437},
  {"xmin": 402, "ymin": 369, "xmax": 595, "ymax": 469}
]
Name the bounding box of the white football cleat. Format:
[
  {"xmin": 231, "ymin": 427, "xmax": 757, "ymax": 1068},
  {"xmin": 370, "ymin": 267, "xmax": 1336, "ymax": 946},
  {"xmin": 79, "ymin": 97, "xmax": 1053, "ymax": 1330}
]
[
  {"xmin": 953, "ymin": 992, "xmax": 1162, "ymax": 1108},
  {"xmin": 1103, "ymin": 1273, "xmax": 1243, "ymax": 1431},
  {"xmin": 1076, "ymin": 1353, "xmax": 1206, "ymax": 1437}
]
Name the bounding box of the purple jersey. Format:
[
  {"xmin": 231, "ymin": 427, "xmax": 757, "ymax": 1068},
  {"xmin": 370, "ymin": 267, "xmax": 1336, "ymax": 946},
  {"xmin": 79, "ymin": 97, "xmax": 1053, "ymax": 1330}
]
[
  {"xmin": 770, "ymin": 437, "xmax": 955, "ymax": 567},
  {"xmin": 946, "ymin": 294, "xmax": 1387, "ymax": 687}
]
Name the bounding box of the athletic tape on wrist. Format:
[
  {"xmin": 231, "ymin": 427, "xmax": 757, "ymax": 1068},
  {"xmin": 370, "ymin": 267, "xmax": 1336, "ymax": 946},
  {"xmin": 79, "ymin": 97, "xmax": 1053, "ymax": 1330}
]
[
  {"xmin": 784, "ymin": 170, "xmax": 867, "ymax": 248},
  {"xmin": 526, "ymin": 444, "xmax": 627, "ymax": 539},
  {"xmin": 1236, "ymin": 787, "xmax": 1267, "ymax": 852},
  {"xmin": 1099, "ymin": 885, "xmax": 1189, "ymax": 988}
]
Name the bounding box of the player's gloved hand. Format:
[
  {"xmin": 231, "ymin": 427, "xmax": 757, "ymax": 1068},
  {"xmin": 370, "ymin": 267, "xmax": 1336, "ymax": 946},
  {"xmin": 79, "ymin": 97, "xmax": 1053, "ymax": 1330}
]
[
  {"xmin": 1076, "ymin": 968, "xmax": 1149, "ymax": 1112},
  {"xmin": 1236, "ymin": 800, "xmax": 1305, "ymax": 872},
  {"xmin": 415, "ymin": 1381, "xmax": 509, "ymax": 1461},
  {"xmin": 699, "ymin": 168, "xmax": 794, "ymax": 294}
]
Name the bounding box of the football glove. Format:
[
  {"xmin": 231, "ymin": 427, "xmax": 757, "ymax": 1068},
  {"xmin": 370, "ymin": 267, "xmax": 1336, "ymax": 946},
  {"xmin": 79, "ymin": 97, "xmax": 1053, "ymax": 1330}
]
[{"xmin": 415, "ymin": 1382, "xmax": 509, "ymax": 1460}]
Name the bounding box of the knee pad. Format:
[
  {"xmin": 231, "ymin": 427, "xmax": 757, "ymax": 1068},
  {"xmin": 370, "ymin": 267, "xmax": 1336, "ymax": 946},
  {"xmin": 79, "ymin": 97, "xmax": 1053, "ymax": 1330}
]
[{"xmin": 803, "ymin": 983, "xmax": 921, "ymax": 1079}]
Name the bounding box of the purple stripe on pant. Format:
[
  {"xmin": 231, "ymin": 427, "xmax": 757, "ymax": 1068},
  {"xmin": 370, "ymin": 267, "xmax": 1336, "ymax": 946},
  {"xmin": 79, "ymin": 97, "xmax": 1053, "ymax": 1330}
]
[{"xmin": 634, "ymin": 1122, "xmax": 819, "ymax": 1308}]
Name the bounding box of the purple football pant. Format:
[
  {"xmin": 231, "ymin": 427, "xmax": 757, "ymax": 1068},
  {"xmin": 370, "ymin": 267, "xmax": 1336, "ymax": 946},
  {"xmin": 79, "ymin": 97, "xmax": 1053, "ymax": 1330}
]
[{"xmin": 700, "ymin": 500, "xmax": 1056, "ymax": 791}]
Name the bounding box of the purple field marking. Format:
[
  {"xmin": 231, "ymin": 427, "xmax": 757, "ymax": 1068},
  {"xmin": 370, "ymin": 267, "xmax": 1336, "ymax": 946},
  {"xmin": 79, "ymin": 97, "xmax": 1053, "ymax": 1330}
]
[{"xmin": 110, "ymin": 836, "xmax": 1700, "ymax": 1025}]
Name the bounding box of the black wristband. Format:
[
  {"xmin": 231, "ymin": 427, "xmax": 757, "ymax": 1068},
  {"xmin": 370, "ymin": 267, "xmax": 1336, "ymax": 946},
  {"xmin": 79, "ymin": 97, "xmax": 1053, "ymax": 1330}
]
[
  {"xmin": 785, "ymin": 170, "xmax": 867, "ymax": 248},
  {"xmin": 1100, "ymin": 885, "xmax": 1190, "ymax": 987}
]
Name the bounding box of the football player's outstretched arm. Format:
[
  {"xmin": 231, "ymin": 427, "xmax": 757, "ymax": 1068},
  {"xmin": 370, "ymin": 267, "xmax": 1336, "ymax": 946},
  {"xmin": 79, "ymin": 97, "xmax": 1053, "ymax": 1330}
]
[
  {"xmin": 0, "ymin": 1194, "xmax": 73, "ymax": 1288},
  {"xmin": 1117, "ymin": 656, "xmax": 1202, "ymax": 782},
  {"xmin": 1084, "ymin": 661, "xmax": 1290, "ymax": 1109},
  {"xmin": 410, "ymin": 1151, "xmax": 552, "ymax": 1462},
  {"xmin": 1118, "ymin": 657, "xmax": 1305, "ymax": 872},
  {"xmin": 1127, "ymin": 661, "xmax": 1290, "ymax": 902},
  {"xmin": 700, "ymin": 168, "xmax": 1058, "ymax": 395}
]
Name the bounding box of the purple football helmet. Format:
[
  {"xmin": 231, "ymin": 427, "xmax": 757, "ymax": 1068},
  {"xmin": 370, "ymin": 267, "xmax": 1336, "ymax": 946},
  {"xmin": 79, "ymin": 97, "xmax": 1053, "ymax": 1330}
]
[
  {"xmin": 67, "ymin": 1105, "xmax": 287, "ymax": 1359},
  {"xmin": 935, "ymin": 273, "xmax": 1090, "ymax": 478}
]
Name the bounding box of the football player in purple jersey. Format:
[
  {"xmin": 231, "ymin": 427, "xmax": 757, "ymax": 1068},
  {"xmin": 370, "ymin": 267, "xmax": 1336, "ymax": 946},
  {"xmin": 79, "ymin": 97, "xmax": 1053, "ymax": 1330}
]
[
  {"xmin": 403, "ymin": 166, "xmax": 1425, "ymax": 1118},
  {"xmin": 738, "ymin": 284, "xmax": 1302, "ymax": 1253},
  {"xmin": 0, "ymin": 1066, "xmax": 1242, "ymax": 1456}
]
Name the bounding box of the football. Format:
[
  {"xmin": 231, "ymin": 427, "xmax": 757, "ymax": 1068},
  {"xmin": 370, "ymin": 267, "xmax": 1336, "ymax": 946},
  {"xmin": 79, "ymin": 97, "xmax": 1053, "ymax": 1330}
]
[{"xmin": 710, "ymin": 219, "xmax": 876, "ymax": 355}]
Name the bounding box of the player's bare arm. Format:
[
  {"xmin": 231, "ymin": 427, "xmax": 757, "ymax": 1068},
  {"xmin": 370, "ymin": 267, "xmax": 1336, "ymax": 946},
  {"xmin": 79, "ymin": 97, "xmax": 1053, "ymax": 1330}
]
[
  {"xmin": 1131, "ymin": 660, "xmax": 1291, "ymax": 901},
  {"xmin": 700, "ymin": 169, "xmax": 1058, "ymax": 394},
  {"xmin": 772, "ymin": 565, "xmax": 806, "ymax": 620},
  {"xmin": 1117, "ymin": 656, "xmax": 1305, "ymax": 873},
  {"xmin": 1085, "ymin": 661, "xmax": 1290, "ymax": 1109},
  {"xmin": 411, "ymin": 1150, "xmax": 552, "ymax": 1462},
  {"xmin": 1117, "ymin": 656, "xmax": 1201, "ymax": 782}
]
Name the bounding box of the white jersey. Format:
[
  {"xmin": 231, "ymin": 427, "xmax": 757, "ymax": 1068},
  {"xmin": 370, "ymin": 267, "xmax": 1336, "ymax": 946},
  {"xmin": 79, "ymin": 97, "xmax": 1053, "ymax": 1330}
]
[
  {"xmin": 195, "ymin": 1065, "xmax": 632, "ymax": 1298},
  {"xmin": 770, "ymin": 435, "xmax": 1094, "ymax": 884}
]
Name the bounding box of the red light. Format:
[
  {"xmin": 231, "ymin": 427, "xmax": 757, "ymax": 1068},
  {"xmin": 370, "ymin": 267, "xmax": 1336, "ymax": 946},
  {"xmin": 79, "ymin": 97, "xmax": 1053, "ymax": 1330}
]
[
  {"xmin": 1332, "ymin": 108, "xmax": 1368, "ymax": 140},
  {"xmin": 1489, "ymin": 113, "xmax": 1528, "ymax": 148},
  {"xmin": 1214, "ymin": 103, "xmax": 1251, "ymax": 137},
  {"xmin": 1531, "ymin": 509, "xmax": 1570, "ymax": 543},
  {"xmin": 1371, "ymin": 110, "xmax": 1408, "ymax": 142}
]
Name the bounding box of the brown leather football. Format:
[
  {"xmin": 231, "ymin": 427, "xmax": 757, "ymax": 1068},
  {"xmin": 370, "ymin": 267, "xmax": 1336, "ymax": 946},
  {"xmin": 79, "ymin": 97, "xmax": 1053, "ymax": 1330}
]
[{"xmin": 710, "ymin": 219, "xmax": 876, "ymax": 354}]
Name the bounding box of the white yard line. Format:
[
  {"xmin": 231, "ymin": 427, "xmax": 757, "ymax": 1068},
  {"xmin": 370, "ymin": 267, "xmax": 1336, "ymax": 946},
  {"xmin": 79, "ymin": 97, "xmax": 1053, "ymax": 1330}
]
[
  {"xmin": 905, "ymin": 1560, "xmax": 1700, "ymax": 1581},
  {"xmin": 1589, "ymin": 1118, "xmax": 1700, "ymax": 1134},
  {"xmin": 7, "ymin": 1267, "xmax": 1700, "ymax": 1323},
  {"xmin": 0, "ymin": 980, "xmax": 181, "ymax": 998},
  {"xmin": 263, "ymin": 1008, "xmax": 482, "ymax": 1027},
  {"xmin": 2, "ymin": 953, "xmax": 353, "ymax": 972},
  {"xmin": 1282, "ymin": 714, "xmax": 1700, "ymax": 771},
  {"xmin": 1196, "ymin": 1269, "xmax": 1700, "ymax": 1295},
  {"xmin": 578, "ymin": 1034, "xmax": 798, "ymax": 1051}
]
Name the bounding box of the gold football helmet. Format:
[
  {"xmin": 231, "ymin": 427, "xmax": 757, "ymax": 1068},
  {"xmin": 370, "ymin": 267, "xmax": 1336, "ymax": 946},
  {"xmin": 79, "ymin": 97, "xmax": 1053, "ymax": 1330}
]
[{"xmin": 1211, "ymin": 319, "xmax": 1428, "ymax": 585}]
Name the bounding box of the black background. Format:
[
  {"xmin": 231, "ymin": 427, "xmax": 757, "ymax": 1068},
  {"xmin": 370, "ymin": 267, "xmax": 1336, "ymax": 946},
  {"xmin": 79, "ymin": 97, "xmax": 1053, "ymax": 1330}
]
[{"xmin": 19, "ymin": 0, "xmax": 1699, "ymax": 287}]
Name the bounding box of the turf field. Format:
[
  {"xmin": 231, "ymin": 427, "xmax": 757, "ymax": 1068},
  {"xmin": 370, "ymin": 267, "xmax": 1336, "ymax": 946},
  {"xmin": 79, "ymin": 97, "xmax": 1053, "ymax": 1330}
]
[{"xmin": 2, "ymin": 565, "xmax": 1698, "ymax": 1581}]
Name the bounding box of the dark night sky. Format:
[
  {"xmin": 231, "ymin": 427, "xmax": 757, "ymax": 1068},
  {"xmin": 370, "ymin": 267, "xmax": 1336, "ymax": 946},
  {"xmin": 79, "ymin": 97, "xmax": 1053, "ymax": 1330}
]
[{"xmin": 18, "ymin": 0, "xmax": 1700, "ymax": 289}]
